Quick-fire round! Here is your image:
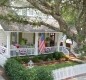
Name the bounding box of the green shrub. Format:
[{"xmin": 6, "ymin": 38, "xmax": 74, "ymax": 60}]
[
  {"xmin": 21, "ymin": 56, "xmax": 29, "ymax": 63},
  {"xmin": 5, "ymin": 58, "xmax": 53, "ymax": 80},
  {"xmin": 53, "ymin": 52, "xmax": 64, "ymax": 60},
  {"xmin": 45, "ymin": 53, "xmax": 53, "ymax": 61},
  {"xmin": 38, "ymin": 54, "xmax": 47, "ymax": 61},
  {"xmin": 13, "ymin": 56, "xmax": 29, "ymax": 63},
  {"xmin": 12, "ymin": 56, "xmax": 22, "ymax": 63},
  {"xmin": 32, "ymin": 56, "xmax": 40, "ymax": 63},
  {"xmin": 12, "ymin": 52, "xmax": 65, "ymax": 63},
  {"xmin": 36, "ymin": 67, "xmax": 53, "ymax": 80},
  {"xmin": 38, "ymin": 54, "xmax": 54, "ymax": 61},
  {"xmin": 5, "ymin": 59, "xmax": 29, "ymax": 80}
]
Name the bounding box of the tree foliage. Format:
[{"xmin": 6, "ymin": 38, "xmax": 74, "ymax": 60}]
[{"xmin": 0, "ymin": 0, "xmax": 86, "ymax": 51}]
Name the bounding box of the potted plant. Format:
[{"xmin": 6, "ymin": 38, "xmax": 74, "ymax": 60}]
[
  {"xmin": 45, "ymin": 37, "xmax": 50, "ymax": 46},
  {"xmin": 20, "ymin": 38, "xmax": 27, "ymax": 45}
]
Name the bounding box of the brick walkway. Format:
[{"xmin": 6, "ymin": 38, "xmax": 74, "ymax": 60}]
[{"xmin": 0, "ymin": 66, "xmax": 9, "ymax": 80}]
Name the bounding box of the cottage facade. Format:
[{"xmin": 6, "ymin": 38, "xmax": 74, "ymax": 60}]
[
  {"xmin": 0, "ymin": 2, "xmax": 77, "ymax": 66},
  {"xmin": 0, "ymin": 24, "xmax": 65, "ymax": 57}
]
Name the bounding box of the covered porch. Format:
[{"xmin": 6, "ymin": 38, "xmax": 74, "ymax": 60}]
[
  {"xmin": 0, "ymin": 22, "xmax": 70, "ymax": 57},
  {"xmin": 10, "ymin": 32, "xmax": 63, "ymax": 57}
]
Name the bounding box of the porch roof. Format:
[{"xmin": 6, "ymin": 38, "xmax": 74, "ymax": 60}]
[{"xmin": 0, "ymin": 21, "xmax": 59, "ymax": 32}]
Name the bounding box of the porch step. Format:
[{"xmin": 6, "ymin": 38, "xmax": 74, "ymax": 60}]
[
  {"xmin": 68, "ymin": 56, "xmax": 84, "ymax": 63},
  {"xmin": 69, "ymin": 52, "xmax": 77, "ymax": 58},
  {"xmin": 64, "ymin": 52, "xmax": 83, "ymax": 63},
  {"xmin": 69, "ymin": 57, "xmax": 76, "ymax": 59}
]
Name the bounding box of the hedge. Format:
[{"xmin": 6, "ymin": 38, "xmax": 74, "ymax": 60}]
[
  {"xmin": 5, "ymin": 59, "xmax": 30, "ymax": 80},
  {"xmin": 12, "ymin": 52, "xmax": 65, "ymax": 63},
  {"xmin": 5, "ymin": 59, "xmax": 53, "ymax": 80}
]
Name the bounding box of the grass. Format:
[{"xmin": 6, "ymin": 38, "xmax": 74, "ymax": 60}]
[{"xmin": 28, "ymin": 61, "xmax": 79, "ymax": 72}]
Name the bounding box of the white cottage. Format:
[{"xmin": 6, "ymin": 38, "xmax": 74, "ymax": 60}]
[
  {"xmin": 0, "ymin": 10, "xmax": 76, "ymax": 59},
  {"xmin": 0, "ymin": 21, "xmax": 67, "ymax": 58},
  {"xmin": 0, "ymin": 20, "xmax": 77, "ymax": 67},
  {"xmin": 0, "ymin": 1, "xmax": 77, "ymax": 67}
]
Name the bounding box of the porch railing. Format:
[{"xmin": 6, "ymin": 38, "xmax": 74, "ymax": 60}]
[
  {"xmin": 10, "ymin": 48, "xmax": 35, "ymax": 57},
  {"xmin": 52, "ymin": 63, "xmax": 86, "ymax": 80},
  {"xmin": 59, "ymin": 46, "xmax": 69, "ymax": 56},
  {"xmin": 10, "ymin": 46, "xmax": 57, "ymax": 57},
  {"xmin": 44, "ymin": 46, "xmax": 57, "ymax": 54},
  {"xmin": 10, "ymin": 46, "xmax": 69, "ymax": 57}
]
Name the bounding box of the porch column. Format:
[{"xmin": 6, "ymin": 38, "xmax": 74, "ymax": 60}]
[
  {"xmin": 6, "ymin": 32, "xmax": 11, "ymax": 58},
  {"xmin": 63, "ymin": 35, "xmax": 66, "ymax": 47},
  {"xmin": 35, "ymin": 33, "xmax": 39, "ymax": 55},
  {"xmin": 17, "ymin": 32, "xmax": 19, "ymax": 44},
  {"xmin": 56, "ymin": 32, "xmax": 63, "ymax": 51},
  {"xmin": 55, "ymin": 33, "xmax": 58, "ymax": 51}
]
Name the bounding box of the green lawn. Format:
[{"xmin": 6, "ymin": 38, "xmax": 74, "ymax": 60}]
[{"xmin": 29, "ymin": 61, "xmax": 78, "ymax": 72}]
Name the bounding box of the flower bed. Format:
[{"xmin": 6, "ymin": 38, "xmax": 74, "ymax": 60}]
[
  {"xmin": 11, "ymin": 52, "xmax": 73, "ymax": 67},
  {"xmin": 12, "ymin": 52, "xmax": 67, "ymax": 63}
]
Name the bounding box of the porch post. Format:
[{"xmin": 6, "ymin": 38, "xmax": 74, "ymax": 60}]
[
  {"xmin": 55, "ymin": 33, "xmax": 58, "ymax": 51},
  {"xmin": 17, "ymin": 32, "xmax": 19, "ymax": 44},
  {"xmin": 63, "ymin": 35, "xmax": 66, "ymax": 47},
  {"xmin": 35, "ymin": 33, "xmax": 39, "ymax": 55},
  {"xmin": 6, "ymin": 32, "xmax": 11, "ymax": 58},
  {"xmin": 56, "ymin": 32, "xmax": 63, "ymax": 51}
]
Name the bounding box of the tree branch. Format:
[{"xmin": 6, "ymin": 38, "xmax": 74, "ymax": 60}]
[
  {"xmin": 27, "ymin": 0, "xmax": 52, "ymax": 14},
  {"xmin": 1, "ymin": 5, "xmax": 34, "ymax": 9},
  {"xmin": 0, "ymin": 14, "xmax": 59, "ymax": 31}
]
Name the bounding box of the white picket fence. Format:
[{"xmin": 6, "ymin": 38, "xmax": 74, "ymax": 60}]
[{"xmin": 52, "ymin": 64, "xmax": 86, "ymax": 80}]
